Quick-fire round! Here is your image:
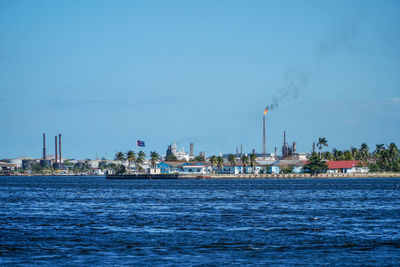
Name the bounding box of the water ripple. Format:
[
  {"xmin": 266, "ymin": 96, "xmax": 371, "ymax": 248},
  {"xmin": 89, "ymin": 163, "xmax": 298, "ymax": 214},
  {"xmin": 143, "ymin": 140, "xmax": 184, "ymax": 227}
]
[{"xmin": 1, "ymin": 176, "xmax": 400, "ymax": 265}]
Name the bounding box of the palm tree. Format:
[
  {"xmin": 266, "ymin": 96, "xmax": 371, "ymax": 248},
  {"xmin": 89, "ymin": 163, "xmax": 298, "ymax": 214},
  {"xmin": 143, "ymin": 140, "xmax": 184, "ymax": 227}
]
[
  {"xmin": 388, "ymin": 143, "xmax": 399, "ymax": 161},
  {"xmin": 136, "ymin": 151, "xmax": 146, "ymax": 172},
  {"xmin": 216, "ymin": 156, "xmax": 224, "ymax": 172},
  {"xmin": 360, "ymin": 143, "xmax": 370, "ymax": 162},
  {"xmin": 303, "ymin": 153, "xmax": 328, "ymax": 174},
  {"xmin": 322, "ymin": 151, "xmax": 333, "ymax": 160},
  {"xmin": 374, "ymin": 144, "xmax": 385, "ymax": 155},
  {"xmin": 115, "ymin": 151, "xmax": 125, "ymax": 162},
  {"xmin": 241, "ymin": 155, "xmax": 249, "ymax": 174},
  {"xmin": 126, "ymin": 150, "xmax": 136, "ymax": 172},
  {"xmin": 227, "ymin": 154, "xmax": 236, "ymax": 174},
  {"xmin": 150, "ymin": 151, "xmax": 160, "ymax": 168},
  {"xmin": 343, "ymin": 150, "xmax": 354, "ymax": 161},
  {"xmin": 249, "ymin": 153, "xmax": 257, "ymax": 173},
  {"xmin": 349, "ymin": 147, "xmax": 358, "ymax": 160},
  {"xmin": 210, "ymin": 155, "xmax": 217, "ymax": 173},
  {"xmin": 317, "ymin": 137, "xmax": 328, "ymax": 158}
]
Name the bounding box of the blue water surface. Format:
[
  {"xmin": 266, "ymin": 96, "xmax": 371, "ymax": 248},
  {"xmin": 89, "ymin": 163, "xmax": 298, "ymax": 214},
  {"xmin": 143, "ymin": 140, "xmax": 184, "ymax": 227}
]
[{"xmin": 1, "ymin": 176, "xmax": 400, "ymax": 266}]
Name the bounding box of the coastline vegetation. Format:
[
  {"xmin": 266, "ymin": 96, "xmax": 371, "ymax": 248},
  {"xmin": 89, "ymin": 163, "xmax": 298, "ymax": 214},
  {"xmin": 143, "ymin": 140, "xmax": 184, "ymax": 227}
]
[
  {"xmin": 5, "ymin": 141, "xmax": 400, "ymax": 176},
  {"xmin": 320, "ymin": 143, "xmax": 399, "ymax": 172}
]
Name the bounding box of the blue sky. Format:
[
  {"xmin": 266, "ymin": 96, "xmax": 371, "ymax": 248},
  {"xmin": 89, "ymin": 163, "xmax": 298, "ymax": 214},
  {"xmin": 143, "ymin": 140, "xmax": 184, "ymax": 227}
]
[{"xmin": 1, "ymin": 0, "xmax": 400, "ymax": 159}]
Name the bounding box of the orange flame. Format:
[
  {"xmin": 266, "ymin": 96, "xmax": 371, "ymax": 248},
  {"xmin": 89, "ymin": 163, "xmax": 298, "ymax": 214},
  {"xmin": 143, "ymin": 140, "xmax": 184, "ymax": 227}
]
[{"xmin": 263, "ymin": 107, "xmax": 268, "ymax": 115}]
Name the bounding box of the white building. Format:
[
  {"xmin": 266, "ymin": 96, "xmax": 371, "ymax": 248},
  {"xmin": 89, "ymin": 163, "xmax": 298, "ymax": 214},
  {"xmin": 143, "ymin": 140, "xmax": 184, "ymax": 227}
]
[{"xmin": 166, "ymin": 141, "xmax": 190, "ymax": 161}]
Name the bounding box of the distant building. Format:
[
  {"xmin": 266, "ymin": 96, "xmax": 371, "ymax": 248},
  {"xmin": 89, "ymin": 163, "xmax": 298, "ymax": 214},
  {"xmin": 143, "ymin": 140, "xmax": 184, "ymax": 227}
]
[
  {"xmin": 0, "ymin": 162, "xmax": 17, "ymax": 173},
  {"xmin": 2, "ymin": 157, "xmax": 32, "ymax": 168},
  {"xmin": 53, "ymin": 162, "xmax": 65, "ymax": 170},
  {"xmin": 181, "ymin": 162, "xmax": 211, "ymax": 174},
  {"xmin": 74, "ymin": 162, "xmax": 86, "ymax": 169},
  {"xmin": 271, "ymin": 160, "xmax": 305, "ymax": 174},
  {"xmin": 190, "ymin": 143, "xmax": 194, "ymax": 157},
  {"xmin": 40, "ymin": 159, "xmax": 52, "ymax": 168},
  {"xmin": 199, "ymin": 152, "xmax": 206, "ymax": 160},
  {"xmin": 281, "ymin": 131, "xmax": 301, "ymax": 159},
  {"xmin": 22, "ymin": 159, "xmax": 37, "ymax": 169},
  {"xmin": 157, "ymin": 161, "xmax": 186, "ymax": 174},
  {"xmin": 326, "ymin": 161, "xmax": 368, "ymax": 174},
  {"xmin": 166, "ymin": 142, "xmax": 189, "ymax": 161},
  {"xmin": 166, "ymin": 142, "xmax": 177, "ymax": 158}
]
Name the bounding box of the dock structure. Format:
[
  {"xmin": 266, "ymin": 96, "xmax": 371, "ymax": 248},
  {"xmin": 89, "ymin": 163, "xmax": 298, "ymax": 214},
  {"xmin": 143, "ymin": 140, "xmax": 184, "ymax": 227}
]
[{"xmin": 106, "ymin": 173, "xmax": 180, "ymax": 179}]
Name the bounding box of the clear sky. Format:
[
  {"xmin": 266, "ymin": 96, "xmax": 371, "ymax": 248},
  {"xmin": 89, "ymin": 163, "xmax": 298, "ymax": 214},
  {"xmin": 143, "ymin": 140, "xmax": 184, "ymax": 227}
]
[{"xmin": 1, "ymin": 0, "xmax": 400, "ymax": 159}]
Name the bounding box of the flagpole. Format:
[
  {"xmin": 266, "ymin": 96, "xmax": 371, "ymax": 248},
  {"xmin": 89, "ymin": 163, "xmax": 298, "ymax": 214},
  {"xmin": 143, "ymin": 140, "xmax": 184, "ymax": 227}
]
[{"xmin": 136, "ymin": 140, "xmax": 138, "ymax": 173}]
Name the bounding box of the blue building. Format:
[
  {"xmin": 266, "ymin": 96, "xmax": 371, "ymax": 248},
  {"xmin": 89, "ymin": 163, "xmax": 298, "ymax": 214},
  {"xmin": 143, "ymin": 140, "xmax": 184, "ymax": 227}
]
[
  {"xmin": 271, "ymin": 160, "xmax": 304, "ymax": 174},
  {"xmin": 157, "ymin": 161, "xmax": 185, "ymax": 174}
]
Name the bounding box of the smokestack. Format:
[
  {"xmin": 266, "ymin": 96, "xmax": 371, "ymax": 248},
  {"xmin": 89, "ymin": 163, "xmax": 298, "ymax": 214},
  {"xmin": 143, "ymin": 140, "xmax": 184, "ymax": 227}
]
[
  {"xmin": 263, "ymin": 115, "xmax": 266, "ymax": 157},
  {"xmin": 236, "ymin": 147, "xmax": 238, "ymax": 157},
  {"xmin": 190, "ymin": 142, "xmax": 194, "ymax": 157},
  {"xmin": 293, "ymin": 141, "xmax": 297, "ymax": 154},
  {"xmin": 55, "ymin": 135, "xmax": 58, "ymax": 162},
  {"xmin": 275, "ymin": 146, "xmax": 277, "ymax": 158},
  {"xmin": 241, "ymin": 144, "xmax": 243, "ymax": 156},
  {"xmin": 283, "ymin": 131, "xmax": 287, "ymax": 146},
  {"xmin": 43, "ymin": 133, "xmax": 46, "ymax": 160},
  {"xmin": 59, "ymin": 134, "xmax": 62, "ymax": 163}
]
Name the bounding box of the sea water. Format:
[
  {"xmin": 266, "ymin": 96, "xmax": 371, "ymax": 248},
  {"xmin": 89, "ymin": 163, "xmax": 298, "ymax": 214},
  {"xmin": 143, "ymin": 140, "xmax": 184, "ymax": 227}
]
[{"xmin": 1, "ymin": 176, "xmax": 399, "ymax": 266}]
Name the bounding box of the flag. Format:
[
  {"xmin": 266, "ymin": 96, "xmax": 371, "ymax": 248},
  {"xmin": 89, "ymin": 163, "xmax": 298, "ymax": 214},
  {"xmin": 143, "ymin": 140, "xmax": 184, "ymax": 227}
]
[{"xmin": 137, "ymin": 140, "xmax": 145, "ymax": 147}]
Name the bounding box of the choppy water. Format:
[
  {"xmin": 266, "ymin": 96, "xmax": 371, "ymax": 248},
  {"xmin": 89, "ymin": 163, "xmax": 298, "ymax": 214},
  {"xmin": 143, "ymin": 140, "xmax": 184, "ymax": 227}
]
[{"xmin": 1, "ymin": 176, "xmax": 400, "ymax": 266}]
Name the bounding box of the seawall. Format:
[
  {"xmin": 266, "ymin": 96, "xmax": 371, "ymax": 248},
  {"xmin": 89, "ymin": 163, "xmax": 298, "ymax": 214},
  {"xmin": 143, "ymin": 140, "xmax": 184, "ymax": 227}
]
[{"xmin": 105, "ymin": 172, "xmax": 400, "ymax": 179}]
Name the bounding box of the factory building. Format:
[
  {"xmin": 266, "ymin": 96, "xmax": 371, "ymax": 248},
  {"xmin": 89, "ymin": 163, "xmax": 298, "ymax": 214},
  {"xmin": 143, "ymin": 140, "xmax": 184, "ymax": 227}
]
[
  {"xmin": 166, "ymin": 141, "xmax": 190, "ymax": 161},
  {"xmin": 22, "ymin": 159, "xmax": 37, "ymax": 169},
  {"xmin": 282, "ymin": 131, "xmax": 296, "ymax": 158},
  {"xmin": 280, "ymin": 131, "xmax": 307, "ymax": 160}
]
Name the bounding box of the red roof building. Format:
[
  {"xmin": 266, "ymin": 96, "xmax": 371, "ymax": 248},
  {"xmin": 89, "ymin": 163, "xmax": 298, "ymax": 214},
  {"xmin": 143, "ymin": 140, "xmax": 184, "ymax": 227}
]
[
  {"xmin": 326, "ymin": 161, "xmax": 362, "ymax": 169},
  {"xmin": 326, "ymin": 161, "xmax": 368, "ymax": 174}
]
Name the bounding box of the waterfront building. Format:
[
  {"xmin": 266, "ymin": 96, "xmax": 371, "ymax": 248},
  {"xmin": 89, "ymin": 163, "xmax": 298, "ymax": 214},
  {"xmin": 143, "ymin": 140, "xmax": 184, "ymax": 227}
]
[
  {"xmin": 53, "ymin": 162, "xmax": 65, "ymax": 170},
  {"xmin": 87, "ymin": 160, "xmax": 100, "ymax": 169},
  {"xmin": 74, "ymin": 162, "xmax": 86, "ymax": 169},
  {"xmin": 181, "ymin": 162, "xmax": 211, "ymax": 174},
  {"xmin": 40, "ymin": 159, "xmax": 52, "ymax": 168},
  {"xmin": 326, "ymin": 161, "xmax": 368, "ymax": 174},
  {"xmin": 0, "ymin": 162, "xmax": 17, "ymax": 173},
  {"xmin": 157, "ymin": 161, "xmax": 186, "ymax": 174},
  {"xmin": 271, "ymin": 165, "xmax": 280, "ymax": 174},
  {"xmin": 215, "ymin": 163, "xmax": 243, "ymax": 174},
  {"xmin": 1, "ymin": 157, "xmax": 31, "ymax": 168},
  {"xmin": 22, "ymin": 159, "xmax": 37, "ymax": 169},
  {"xmin": 271, "ymin": 160, "xmax": 305, "ymax": 174}
]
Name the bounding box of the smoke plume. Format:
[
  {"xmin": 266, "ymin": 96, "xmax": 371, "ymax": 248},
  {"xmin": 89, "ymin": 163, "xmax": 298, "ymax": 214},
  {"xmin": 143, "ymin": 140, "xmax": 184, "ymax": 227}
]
[
  {"xmin": 267, "ymin": 68, "xmax": 309, "ymax": 111},
  {"xmin": 266, "ymin": 14, "xmax": 364, "ymax": 111}
]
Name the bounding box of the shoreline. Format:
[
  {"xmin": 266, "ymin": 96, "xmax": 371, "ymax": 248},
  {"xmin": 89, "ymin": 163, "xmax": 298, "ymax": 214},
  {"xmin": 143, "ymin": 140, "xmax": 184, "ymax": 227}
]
[
  {"xmin": 2, "ymin": 173, "xmax": 400, "ymax": 179},
  {"xmin": 106, "ymin": 172, "xmax": 400, "ymax": 179}
]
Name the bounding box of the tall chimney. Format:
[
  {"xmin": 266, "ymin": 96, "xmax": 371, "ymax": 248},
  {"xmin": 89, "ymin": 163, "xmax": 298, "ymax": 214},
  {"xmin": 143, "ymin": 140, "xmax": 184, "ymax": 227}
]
[
  {"xmin": 240, "ymin": 144, "xmax": 243, "ymax": 156},
  {"xmin": 190, "ymin": 142, "xmax": 194, "ymax": 157},
  {"xmin": 236, "ymin": 147, "xmax": 238, "ymax": 157},
  {"xmin": 283, "ymin": 131, "xmax": 286, "ymax": 146},
  {"xmin": 293, "ymin": 141, "xmax": 297, "ymax": 154},
  {"xmin": 43, "ymin": 133, "xmax": 46, "ymax": 160},
  {"xmin": 263, "ymin": 115, "xmax": 266, "ymax": 157},
  {"xmin": 275, "ymin": 146, "xmax": 277, "ymax": 158},
  {"xmin": 59, "ymin": 134, "xmax": 62, "ymax": 163},
  {"xmin": 55, "ymin": 135, "xmax": 58, "ymax": 162}
]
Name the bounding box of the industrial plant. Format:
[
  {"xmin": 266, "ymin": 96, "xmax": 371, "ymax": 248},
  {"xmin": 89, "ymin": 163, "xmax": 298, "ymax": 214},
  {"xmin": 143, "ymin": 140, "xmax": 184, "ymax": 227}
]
[{"xmin": 0, "ymin": 108, "xmax": 372, "ymax": 176}]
